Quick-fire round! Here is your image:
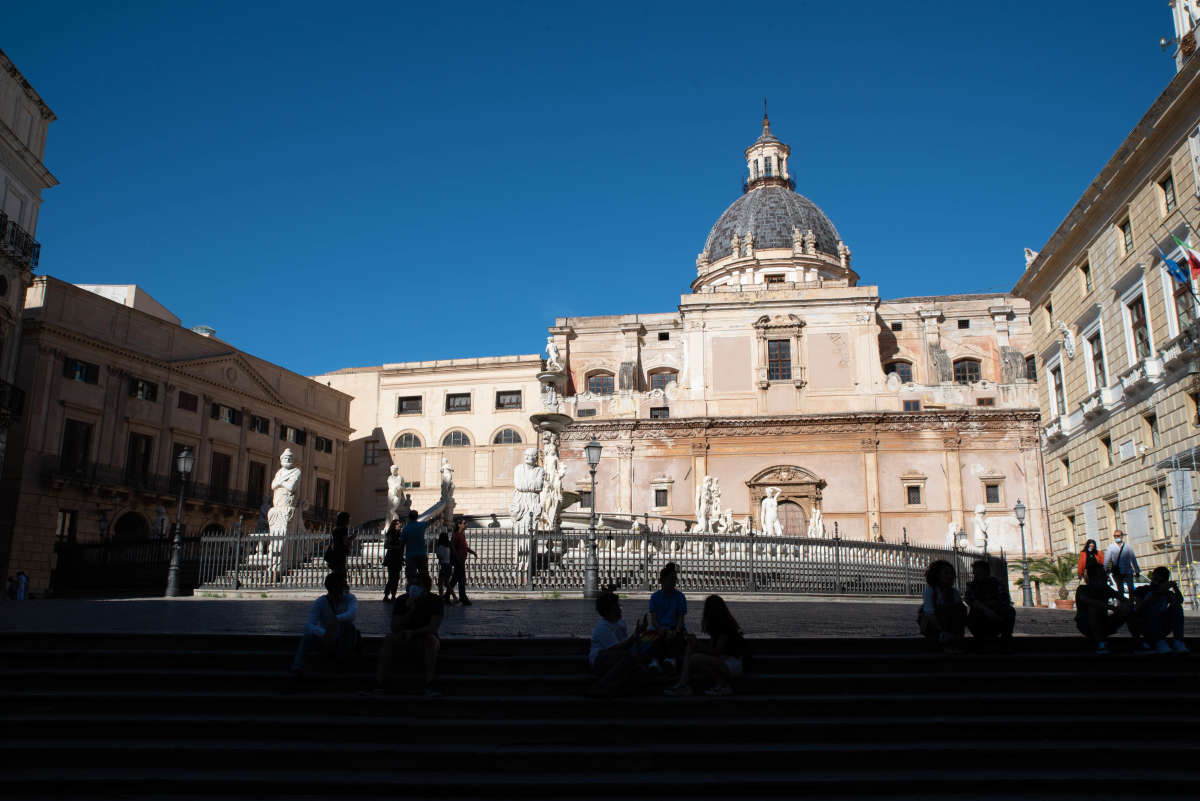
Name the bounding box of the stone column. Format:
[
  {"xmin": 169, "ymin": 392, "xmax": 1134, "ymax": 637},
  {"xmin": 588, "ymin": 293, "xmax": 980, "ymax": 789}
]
[
  {"xmin": 944, "ymin": 434, "xmax": 964, "ymax": 532},
  {"xmin": 989, "ymin": 305, "xmax": 1013, "ymax": 348},
  {"xmin": 918, "ymin": 309, "xmax": 943, "ymax": 384},
  {"xmin": 862, "ymin": 436, "xmax": 880, "ymax": 537},
  {"xmin": 617, "ymin": 444, "xmax": 634, "ymax": 516},
  {"xmin": 690, "ymin": 440, "xmax": 708, "ymax": 512}
]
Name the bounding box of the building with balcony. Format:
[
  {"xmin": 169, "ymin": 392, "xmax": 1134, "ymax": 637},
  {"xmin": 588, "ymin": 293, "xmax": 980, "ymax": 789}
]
[
  {"xmin": 0, "ymin": 277, "xmax": 352, "ymax": 594},
  {"xmin": 0, "ymin": 48, "xmax": 58, "ymax": 474},
  {"xmin": 1012, "ymin": 40, "xmax": 1200, "ymax": 573},
  {"xmin": 319, "ymin": 115, "xmax": 1049, "ymax": 568}
]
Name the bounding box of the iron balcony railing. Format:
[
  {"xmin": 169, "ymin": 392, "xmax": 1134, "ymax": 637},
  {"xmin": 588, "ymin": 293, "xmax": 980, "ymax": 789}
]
[
  {"xmin": 0, "ymin": 378, "xmax": 24, "ymax": 417},
  {"xmin": 0, "ymin": 211, "xmax": 40, "ymax": 269},
  {"xmin": 197, "ymin": 525, "xmax": 1005, "ymax": 597},
  {"xmin": 41, "ymin": 455, "xmax": 264, "ymax": 511}
]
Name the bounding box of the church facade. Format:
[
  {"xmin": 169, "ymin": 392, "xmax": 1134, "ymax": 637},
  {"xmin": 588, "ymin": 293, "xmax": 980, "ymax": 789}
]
[{"xmin": 317, "ymin": 117, "xmax": 1049, "ymax": 559}]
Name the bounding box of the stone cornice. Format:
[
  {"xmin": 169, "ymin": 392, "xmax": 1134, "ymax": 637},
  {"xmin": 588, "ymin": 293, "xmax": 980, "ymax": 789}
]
[{"xmin": 561, "ymin": 409, "xmax": 1042, "ymax": 442}]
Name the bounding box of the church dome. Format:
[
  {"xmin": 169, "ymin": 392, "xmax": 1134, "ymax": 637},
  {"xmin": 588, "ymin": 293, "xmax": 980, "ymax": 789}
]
[{"xmin": 702, "ymin": 185, "xmax": 841, "ymax": 261}]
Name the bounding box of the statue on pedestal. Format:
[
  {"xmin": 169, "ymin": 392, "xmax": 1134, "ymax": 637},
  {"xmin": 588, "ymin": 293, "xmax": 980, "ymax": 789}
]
[
  {"xmin": 806, "ymin": 502, "xmax": 825, "ymax": 538},
  {"xmin": 973, "ymin": 505, "xmax": 989, "ymax": 550},
  {"xmin": 760, "ymin": 487, "xmax": 783, "ymax": 536},
  {"xmin": 545, "ymin": 337, "xmax": 565, "ymax": 372},
  {"xmin": 386, "ymin": 465, "xmax": 410, "ymax": 521},
  {"xmin": 538, "ymin": 431, "xmax": 566, "ymax": 530},
  {"xmin": 511, "ymin": 448, "xmax": 545, "ymax": 534},
  {"xmin": 694, "ymin": 476, "xmax": 717, "ymax": 533},
  {"xmin": 268, "ymin": 449, "xmax": 302, "ymax": 537}
]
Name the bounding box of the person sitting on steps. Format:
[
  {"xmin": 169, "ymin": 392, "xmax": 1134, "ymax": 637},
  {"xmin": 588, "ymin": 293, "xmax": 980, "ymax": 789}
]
[
  {"xmin": 1076, "ymin": 560, "xmax": 1139, "ymax": 655},
  {"xmin": 666, "ymin": 594, "xmax": 746, "ymax": 697},
  {"xmin": 290, "ymin": 572, "xmax": 360, "ymax": 679},
  {"xmin": 1131, "ymin": 567, "xmax": 1189, "ymax": 654},
  {"xmin": 647, "ymin": 562, "xmax": 687, "ymax": 672},
  {"xmin": 586, "ymin": 590, "xmax": 648, "ymax": 698},
  {"xmin": 374, "ymin": 571, "xmax": 444, "ymax": 696},
  {"xmin": 964, "ymin": 559, "xmax": 1016, "ymax": 642},
  {"xmin": 918, "ymin": 559, "xmax": 967, "ymax": 653}
]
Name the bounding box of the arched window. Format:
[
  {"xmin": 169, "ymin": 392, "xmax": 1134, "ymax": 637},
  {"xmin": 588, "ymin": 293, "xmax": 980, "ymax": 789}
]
[
  {"xmin": 394, "ymin": 432, "xmax": 422, "ymax": 449},
  {"xmin": 649, "ymin": 369, "xmax": 678, "ymax": 392},
  {"xmin": 587, "ymin": 372, "xmax": 615, "ymax": 395},
  {"xmin": 953, "ymin": 358, "xmax": 982, "ymax": 385},
  {"xmin": 442, "ymin": 430, "xmax": 471, "ymax": 447},
  {"xmin": 884, "ymin": 361, "xmax": 913, "ymax": 384},
  {"xmin": 492, "ymin": 428, "xmax": 522, "ymax": 445}
]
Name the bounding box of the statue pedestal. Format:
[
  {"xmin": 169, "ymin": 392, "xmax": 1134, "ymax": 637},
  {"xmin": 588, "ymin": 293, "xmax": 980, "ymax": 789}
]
[
  {"xmin": 530, "ymin": 411, "xmax": 572, "ymax": 435},
  {"xmin": 537, "ymin": 370, "xmax": 567, "ymax": 414}
]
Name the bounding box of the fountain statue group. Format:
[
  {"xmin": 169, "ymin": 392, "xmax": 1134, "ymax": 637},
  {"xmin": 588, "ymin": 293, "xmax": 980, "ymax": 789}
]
[{"xmin": 510, "ymin": 431, "xmax": 568, "ymax": 533}]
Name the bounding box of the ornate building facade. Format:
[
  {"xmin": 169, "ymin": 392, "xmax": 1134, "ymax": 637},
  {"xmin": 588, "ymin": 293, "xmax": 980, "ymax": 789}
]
[
  {"xmin": 319, "ymin": 116, "xmax": 1050, "ymax": 565},
  {"xmin": 1013, "ymin": 45, "xmax": 1200, "ymax": 577}
]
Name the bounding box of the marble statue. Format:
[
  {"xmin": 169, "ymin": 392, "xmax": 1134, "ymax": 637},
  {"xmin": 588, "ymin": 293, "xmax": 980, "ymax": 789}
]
[
  {"xmin": 806, "ymin": 502, "xmax": 825, "ymax": 538},
  {"xmin": 541, "ymin": 381, "xmax": 558, "ymax": 412},
  {"xmin": 538, "ymin": 431, "xmax": 566, "ymax": 529},
  {"xmin": 267, "ymin": 449, "xmax": 302, "ymax": 536},
  {"xmin": 972, "ymin": 504, "xmax": 989, "ymax": 550},
  {"xmin": 511, "ymin": 447, "xmax": 545, "ymax": 534},
  {"xmin": 1055, "ymin": 321, "xmax": 1076, "ymax": 359},
  {"xmin": 946, "ymin": 521, "xmax": 962, "ymax": 549},
  {"xmin": 760, "ymin": 487, "xmax": 783, "ymax": 536},
  {"xmin": 803, "ymin": 228, "xmax": 816, "ymax": 255},
  {"xmin": 694, "ymin": 476, "xmax": 719, "ymax": 534},
  {"xmin": 386, "ymin": 465, "xmax": 408, "ymax": 520},
  {"xmin": 440, "ymin": 458, "xmax": 454, "ymax": 499},
  {"xmin": 545, "ymin": 337, "xmax": 565, "ymax": 372},
  {"xmin": 1024, "ymin": 247, "xmax": 1039, "ymax": 268}
]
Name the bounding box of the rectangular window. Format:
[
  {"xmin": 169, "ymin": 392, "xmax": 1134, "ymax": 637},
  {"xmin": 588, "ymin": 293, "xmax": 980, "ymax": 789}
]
[
  {"xmin": 649, "ymin": 407, "xmax": 670, "ymax": 419},
  {"xmin": 314, "ymin": 436, "xmax": 334, "ymax": 454},
  {"xmin": 1107, "ymin": 499, "xmax": 1120, "ymax": 532},
  {"xmin": 397, "ymin": 396, "xmax": 422, "ymax": 415},
  {"xmin": 1080, "ymin": 262, "xmax": 1092, "ymax": 293},
  {"xmin": 56, "ymin": 510, "xmax": 78, "ymax": 543},
  {"xmin": 248, "ymin": 415, "xmax": 270, "ymax": 435},
  {"xmin": 1025, "ymin": 356, "xmax": 1037, "ymax": 381},
  {"xmin": 209, "ymin": 452, "xmax": 232, "ymax": 499},
  {"xmin": 247, "ymin": 461, "xmax": 267, "ymax": 507},
  {"xmin": 62, "ymin": 358, "xmax": 100, "ymax": 384},
  {"xmin": 985, "ymin": 483, "xmax": 1000, "ymax": 504},
  {"xmin": 177, "ymin": 391, "xmax": 198, "ymax": 412},
  {"xmin": 1190, "ymin": 392, "xmax": 1200, "ymax": 425},
  {"xmin": 125, "ymin": 432, "xmax": 153, "ymax": 483},
  {"xmin": 905, "ymin": 485, "xmax": 922, "ymax": 506},
  {"xmin": 364, "ymin": 440, "xmax": 383, "ymax": 465},
  {"xmin": 976, "ymin": 397, "xmax": 995, "ymax": 406},
  {"xmin": 1100, "ymin": 435, "xmax": 1113, "ymax": 467},
  {"xmin": 1144, "ymin": 413, "xmax": 1160, "ymax": 448},
  {"xmin": 128, "ymin": 378, "xmax": 158, "ymax": 402},
  {"xmin": 953, "ymin": 360, "xmax": 981, "ymax": 384},
  {"xmin": 1161, "ymin": 174, "xmax": 1177, "ymax": 213},
  {"xmin": 445, "ymin": 393, "xmax": 471, "ymax": 412},
  {"xmin": 654, "ymin": 489, "xmax": 669, "ymax": 507},
  {"xmin": 1061, "ymin": 457, "xmax": 1070, "ymax": 486},
  {"xmin": 578, "ymin": 490, "xmax": 593, "ymax": 509},
  {"xmin": 891, "ymin": 322, "xmax": 903, "ymax": 332},
  {"xmin": 279, "ymin": 425, "xmax": 306, "ymax": 445},
  {"xmin": 60, "ymin": 419, "xmax": 92, "ymax": 473},
  {"xmin": 903, "ymin": 400, "xmax": 921, "ymax": 412},
  {"xmin": 1175, "ymin": 279, "xmax": 1197, "ymax": 330},
  {"xmin": 587, "ymin": 374, "xmax": 615, "ymax": 395},
  {"xmin": 1046, "ymin": 302, "xmax": 1054, "ymax": 329},
  {"xmin": 1088, "ymin": 332, "xmax": 1107, "ymax": 388},
  {"xmin": 1128, "ymin": 294, "xmax": 1151, "ymax": 360},
  {"xmin": 764, "ymin": 156, "xmax": 773, "ymax": 177},
  {"xmin": 314, "ymin": 478, "xmax": 330, "ymax": 512},
  {"xmin": 1120, "ymin": 219, "xmax": 1134, "ymax": 255},
  {"xmin": 1051, "ymin": 366, "xmax": 1065, "ymax": 416},
  {"xmin": 210, "ymin": 404, "xmax": 243, "ymax": 426},
  {"xmin": 1156, "ymin": 484, "xmax": 1170, "ymax": 541},
  {"xmin": 765, "ymin": 274, "xmax": 785, "ymax": 285},
  {"xmin": 576, "ymin": 408, "xmax": 597, "ymax": 417},
  {"xmin": 495, "ymin": 390, "xmax": 522, "ymax": 410},
  {"xmin": 767, "ymin": 339, "xmax": 792, "ymax": 381},
  {"xmin": 957, "ymin": 319, "xmax": 970, "ymax": 329},
  {"xmin": 650, "ymin": 371, "xmax": 677, "ymax": 391},
  {"xmin": 658, "ymin": 331, "xmax": 670, "ymax": 341}
]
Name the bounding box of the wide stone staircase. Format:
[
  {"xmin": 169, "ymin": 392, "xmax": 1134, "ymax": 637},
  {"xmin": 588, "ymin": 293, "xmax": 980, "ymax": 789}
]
[{"xmin": 1, "ymin": 632, "xmax": 1198, "ymax": 798}]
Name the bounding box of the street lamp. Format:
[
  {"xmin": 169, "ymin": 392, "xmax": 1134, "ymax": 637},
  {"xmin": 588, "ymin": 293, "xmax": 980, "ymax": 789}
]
[
  {"xmin": 583, "ymin": 439, "xmax": 602, "ymax": 598},
  {"xmin": 872, "ymin": 521, "xmax": 880, "ymax": 542},
  {"xmin": 1014, "ymin": 498, "xmax": 1033, "ymax": 607},
  {"xmin": 165, "ymin": 447, "xmax": 195, "ymax": 597}
]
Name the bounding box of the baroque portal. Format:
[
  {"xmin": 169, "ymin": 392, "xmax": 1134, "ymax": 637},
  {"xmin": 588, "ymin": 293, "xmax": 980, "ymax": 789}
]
[{"xmin": 746, "ymin": 466, "xmax": 825, "ymax": 536}]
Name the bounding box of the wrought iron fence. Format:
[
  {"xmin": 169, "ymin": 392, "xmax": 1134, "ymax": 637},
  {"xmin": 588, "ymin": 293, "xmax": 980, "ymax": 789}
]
[{"xmin": 197, "ymin": 526, "xmax": 1004, "ymax": 597}]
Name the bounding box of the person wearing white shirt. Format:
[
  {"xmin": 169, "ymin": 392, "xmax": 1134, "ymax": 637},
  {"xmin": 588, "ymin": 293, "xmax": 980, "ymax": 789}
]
[
  {"xmin": 1104, "ymin": 530, "xmax": 1140, "ymax": 598},
  {"xmin": 587, "ymin": 591, "xmax": 647, "ymax": 697},
  {"xmin": 291, "ymin": 573, "xmax": 359, "ymax": 674}
]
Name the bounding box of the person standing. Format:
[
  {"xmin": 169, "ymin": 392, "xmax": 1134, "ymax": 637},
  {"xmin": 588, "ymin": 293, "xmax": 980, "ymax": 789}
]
[
  {"xmin": 1105, "ymin": 530, "xmax": 1140, "ymax": 598},
  {"xmin": 324, "ymin": 512, "xmax": 352, "ymax": 578},
  {"xmin": 382, "ymin": 518, "xmax": 404, "ymax": 602},
  {"xmin": 451, "ymin": 516, "xmax": 476, "ymax": 606},
  {"xmin": 401, "ymin": 509, "xmax": 430, "ymax": 587},
  {"xmin": 1077, "ymin": 539, "xmax": 1104, "ymax": 580}
]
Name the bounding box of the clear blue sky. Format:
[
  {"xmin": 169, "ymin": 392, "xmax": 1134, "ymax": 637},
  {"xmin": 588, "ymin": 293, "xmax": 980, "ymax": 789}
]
[{"xmin": 5, "ymin": 1, "xmax": 1180, "ymax": 376}]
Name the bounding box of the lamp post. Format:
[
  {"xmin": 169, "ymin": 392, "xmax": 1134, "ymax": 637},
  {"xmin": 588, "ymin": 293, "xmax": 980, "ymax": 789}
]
[
  {"xmin": 583, "ymin": 438, "xmax": 603, "ymax": 598},
  {"xmin": 165, "ymin": 447, "xmax": 195, "ymax": 597},
  {"xmin": 1014, "ymin": 498, "xmax": 1033, "ymax": 607}
]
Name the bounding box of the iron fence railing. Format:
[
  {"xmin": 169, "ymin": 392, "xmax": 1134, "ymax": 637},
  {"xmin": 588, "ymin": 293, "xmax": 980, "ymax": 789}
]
[{"xmin": 196, "ymin": 526, "xmax": 1004, "ymax": 597}]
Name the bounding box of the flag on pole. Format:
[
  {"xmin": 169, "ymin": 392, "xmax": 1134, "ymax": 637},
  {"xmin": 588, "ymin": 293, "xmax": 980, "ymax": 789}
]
[
  {"xmin": 1160, "ymin": 245, "xmax": 1191, "ymax": 286},
  {"xmin": 1172, "ymin": 234, "xmax": 1200, "ymax": 278}
]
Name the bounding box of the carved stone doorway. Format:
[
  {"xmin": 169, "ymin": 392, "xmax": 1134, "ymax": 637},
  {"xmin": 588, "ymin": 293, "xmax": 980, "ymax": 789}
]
[
  {"xmin": 777, "ymin": 501, "xmax": 806, "ymax": 535},
  {"xmin": 747, "ymin": 465, "xmax": 826, "ymax": 533}
]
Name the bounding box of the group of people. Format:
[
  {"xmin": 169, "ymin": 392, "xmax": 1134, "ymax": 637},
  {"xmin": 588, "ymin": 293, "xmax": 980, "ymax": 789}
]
[
  {"xmin": 587, "ymin": 562, "xmax": 748, "ymax": 698},
  {"xmin": 918, "ymin": 529, "xmax": 1190, "ymax": 655}
]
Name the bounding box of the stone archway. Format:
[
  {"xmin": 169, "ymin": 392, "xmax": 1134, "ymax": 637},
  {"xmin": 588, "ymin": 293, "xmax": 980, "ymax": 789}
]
[
  {"xmin": 747, "ymin": 465, "xmax": 826, "ymax": 532},
  {"xmin": 111, "ymin": 512, "xmax": 150, "ymax": 543}
]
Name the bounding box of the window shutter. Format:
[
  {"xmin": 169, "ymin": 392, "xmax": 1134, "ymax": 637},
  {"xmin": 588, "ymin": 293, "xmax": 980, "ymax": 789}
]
[
  {"xmin": 62, "ymin": 358, "xmax": 73, "ymax": 379},
  {"xmin": 279, "ymin": 426, "xmax": 287, "ymax": 440},
  {"xmin": 211, "ymin": 403, "xmax": 220, "ymax": 420},
  {"xmin": 232, "ymin": 410, "xmax": 243, "ymax": 426},
  {"xmin": 127, "ymin": 378, "xmax": 137, "ymax": 397},
  {"xmin": 297, "ymin": 430, "xmax": 307, "ymax": 446},
  {"xmin": 86, "ymin": 363, "xmax": 100, "ymax": 384}
]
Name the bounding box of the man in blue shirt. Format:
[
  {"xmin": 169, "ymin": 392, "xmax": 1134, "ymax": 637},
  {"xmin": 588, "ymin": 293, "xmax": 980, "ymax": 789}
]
[
  {"xmin": 401, "ymin": 509, "xmax": 430, "ymax": 588},
  {"xmin": 290, "ymin": 572, "xmax": 359, "ymax": 675}
]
